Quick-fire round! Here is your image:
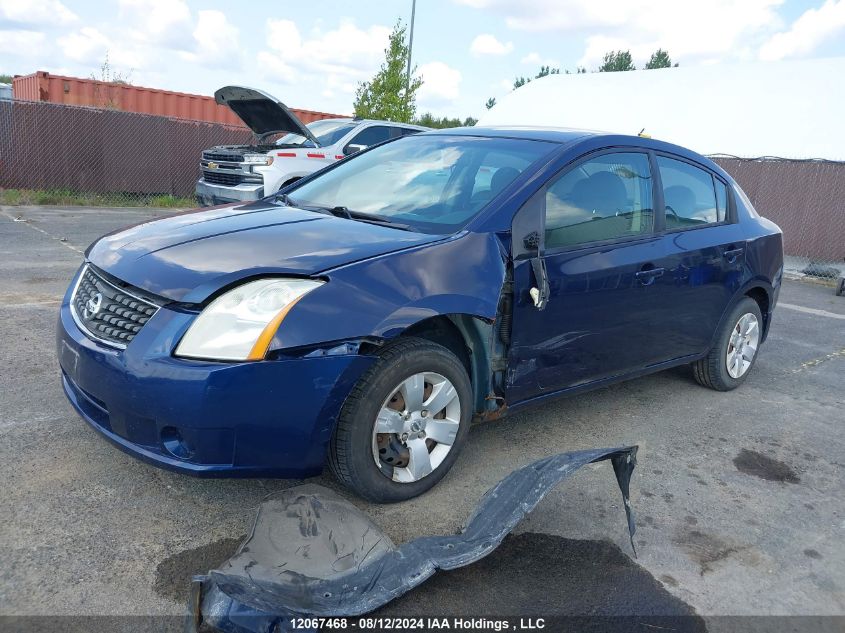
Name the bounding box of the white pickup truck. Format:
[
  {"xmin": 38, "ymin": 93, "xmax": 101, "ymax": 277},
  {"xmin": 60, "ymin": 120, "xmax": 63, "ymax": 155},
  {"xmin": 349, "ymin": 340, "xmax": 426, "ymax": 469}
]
[{"xmin": 196, "ymin": 86, "xmax": 428, "ymax": 206}]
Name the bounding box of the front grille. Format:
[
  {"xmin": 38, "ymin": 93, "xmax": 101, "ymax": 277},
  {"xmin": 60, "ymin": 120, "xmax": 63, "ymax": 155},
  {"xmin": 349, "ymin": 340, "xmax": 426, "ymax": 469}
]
[
  {"xmin": 203, "ymin": 170, "xmax": 245, "ymax": 186},
  {"xmin": 71, "ymin": 266, "xmax": 160, "ymax": 348},
  {"xmin": 202, "ymin": 150, "xmax": 244, "ymax": 162}
]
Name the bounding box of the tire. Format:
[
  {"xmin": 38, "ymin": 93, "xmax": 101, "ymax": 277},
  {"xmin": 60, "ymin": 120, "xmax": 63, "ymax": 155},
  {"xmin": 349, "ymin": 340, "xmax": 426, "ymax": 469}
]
[
  {"xmin": 836, "ymin": 278, "xmax": 845, "ymax": 297},
  {"xmin": 692, "ymin": 297, "xmax": 763, "ymax": 391},
  {"xmin": 328, "ymin": 337, "xmax": 472, "ymax": 503}
]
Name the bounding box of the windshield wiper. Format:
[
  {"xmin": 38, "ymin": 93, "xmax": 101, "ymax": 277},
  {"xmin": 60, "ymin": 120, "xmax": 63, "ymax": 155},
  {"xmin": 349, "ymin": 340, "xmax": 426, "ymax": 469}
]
[
  {"xmin": 274, "ymin": 193, "xmax": 296, "ymax": 206},
  {"xmin": 298, "ymin": 204, "xmax": 413, "ymax": 231}
]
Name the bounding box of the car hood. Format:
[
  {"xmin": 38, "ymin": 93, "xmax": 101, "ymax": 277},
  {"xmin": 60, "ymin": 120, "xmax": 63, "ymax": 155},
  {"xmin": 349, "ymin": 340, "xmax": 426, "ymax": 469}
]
[
  {"xmin": 86, "ymin": 201, "xmax": 443, "ymax": 303},
  {"xmin": 215, "ymin": 85, "xmax": 319, "ymax": 144}
]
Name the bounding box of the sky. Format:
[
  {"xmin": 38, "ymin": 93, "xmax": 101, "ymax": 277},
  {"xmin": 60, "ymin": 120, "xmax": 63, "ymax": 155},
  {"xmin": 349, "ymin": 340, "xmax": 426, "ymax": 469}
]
[{"xmin": 2, "ymin": 0, "xmax": 844, "ymax": 118}]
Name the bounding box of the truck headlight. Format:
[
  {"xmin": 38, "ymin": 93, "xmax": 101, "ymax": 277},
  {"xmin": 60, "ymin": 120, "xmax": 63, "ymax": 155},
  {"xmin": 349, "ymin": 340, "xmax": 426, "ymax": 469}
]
[
  {"xmin": 175, "ymin": 278, "xmax": 323, "ymax": 361},
  {"xmin": 243, "ymin": 154, "xmax": 273, "ymax": 166}
]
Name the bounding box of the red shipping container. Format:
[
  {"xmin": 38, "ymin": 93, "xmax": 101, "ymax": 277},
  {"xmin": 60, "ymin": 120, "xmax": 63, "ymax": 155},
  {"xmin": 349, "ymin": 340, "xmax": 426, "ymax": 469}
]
[{"xmin": 12, "ymin": 71, "xmax": 345, "ymax": 126}]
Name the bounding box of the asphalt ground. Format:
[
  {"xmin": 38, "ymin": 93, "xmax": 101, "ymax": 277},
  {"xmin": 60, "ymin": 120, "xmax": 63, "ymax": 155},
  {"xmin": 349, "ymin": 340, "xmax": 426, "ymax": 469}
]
[{"xmin": 1, "ymin": 205, "xmax": 843, "ymax": 631}]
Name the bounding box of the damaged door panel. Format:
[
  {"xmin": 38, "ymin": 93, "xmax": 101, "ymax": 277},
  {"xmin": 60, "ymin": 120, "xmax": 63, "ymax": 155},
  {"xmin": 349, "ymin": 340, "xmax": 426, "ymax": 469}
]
[{"xmin": 188, "ymin": 446, "xmax": 637, "ymax": 633}]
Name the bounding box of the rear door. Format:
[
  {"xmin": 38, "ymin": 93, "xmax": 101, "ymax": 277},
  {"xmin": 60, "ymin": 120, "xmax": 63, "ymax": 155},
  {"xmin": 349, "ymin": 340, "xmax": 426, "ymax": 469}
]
[
  {"xmin": 507, "ymin": 150, "xmax": 671, "ymax": 402},
  {"xmin": 651, "ymin": 154, "xmax": 746, "ymax": 357}
]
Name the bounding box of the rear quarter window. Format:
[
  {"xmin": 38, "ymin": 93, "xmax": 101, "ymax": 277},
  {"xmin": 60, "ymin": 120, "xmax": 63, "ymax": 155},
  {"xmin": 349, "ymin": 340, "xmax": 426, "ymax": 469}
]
[{"xmin": 656, "ymin": 156, "xmax": 723, "ymax": 228}]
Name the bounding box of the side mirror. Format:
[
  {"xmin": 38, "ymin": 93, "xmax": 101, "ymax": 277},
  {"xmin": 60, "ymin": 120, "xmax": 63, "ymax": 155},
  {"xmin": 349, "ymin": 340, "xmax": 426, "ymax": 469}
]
[{"xmin": 344, "ymin": 143, "xmax": 367, "ymax": 156}]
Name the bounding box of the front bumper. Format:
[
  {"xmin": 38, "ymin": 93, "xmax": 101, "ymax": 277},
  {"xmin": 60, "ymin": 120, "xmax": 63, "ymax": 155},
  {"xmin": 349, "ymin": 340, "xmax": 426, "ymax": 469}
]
[
  {"xmin": 56, "ymin": 269, "xmax": 374, "ymax": 477},
  {"xmin": 195, "ymin": 179, "xmax": 264, "ymax": 207}
]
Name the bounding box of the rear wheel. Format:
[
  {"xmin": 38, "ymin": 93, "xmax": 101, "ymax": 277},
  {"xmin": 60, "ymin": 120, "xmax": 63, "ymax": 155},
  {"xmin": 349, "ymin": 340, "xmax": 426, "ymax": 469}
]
[
  {"xmin": 328, "ymin": 337, "xmax": 472, "ymax": 502},
  {"xmin": 693, "ymin": 297, "xmax": 763, "ymax": 391}
]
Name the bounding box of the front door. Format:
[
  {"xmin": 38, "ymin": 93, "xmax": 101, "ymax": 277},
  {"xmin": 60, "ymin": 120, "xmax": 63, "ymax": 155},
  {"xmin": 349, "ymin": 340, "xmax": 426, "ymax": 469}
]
[{"xmin": 507, "ymin": 150, "xmax": 671, "ymax": 403}]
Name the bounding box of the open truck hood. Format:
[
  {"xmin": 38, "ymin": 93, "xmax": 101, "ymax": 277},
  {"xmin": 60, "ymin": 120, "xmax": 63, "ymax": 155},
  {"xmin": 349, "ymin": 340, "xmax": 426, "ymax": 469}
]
[{"xmin": 215, "ymin": 85, "xmax": 319, "ymax": 144}]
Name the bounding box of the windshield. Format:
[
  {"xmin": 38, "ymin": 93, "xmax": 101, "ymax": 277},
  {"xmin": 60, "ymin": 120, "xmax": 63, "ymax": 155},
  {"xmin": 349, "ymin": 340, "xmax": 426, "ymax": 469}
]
[
  {"xmin": 287, "ymin": 135, "xmax": 556, "ymax": 234},
  {"xmin": 276, "ymin": 119, "xmax": 357, "ymax": 148}
]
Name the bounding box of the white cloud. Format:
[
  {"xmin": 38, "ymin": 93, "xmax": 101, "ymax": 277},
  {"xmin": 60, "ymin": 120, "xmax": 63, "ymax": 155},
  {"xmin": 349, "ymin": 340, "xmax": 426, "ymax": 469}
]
[
  {"xmin": 759, "ymin": 0, "xmax": 845, "ymax": 60},
  {"xmin": 0, "ymin": 0, "xmax": 77, "ymax": 26},
  {"xmin": 118, "ymin": 0, "xmax": 192, "ymax": 50},
  {"xmin": 417, "ymin": 61, "xmax": 462, "ymax": 107},
  {"xmin": 0, "ymin": 29, "xmax": 46, "ymax": 55},
  {"xmin": 520, "ymin": 51, "xmax": 560, "ymax": 67},
  {"xmin": 188, "ymin": 10, "xmax": 241, "ymax": 67},
  {"xmin": 259, "ymin": 18, "xmax": 391, "ymax": 94},
  {"xmin": 470, "ymin": 33, "xmax": 514, "ymax": 56},
  {"xmin": 57, "ymin": 26, "xmax": 145, "ymax": 70},
  {"xmin": 456, "ymin": 0, "xmax": 786, "ymax": 68},
  {"xmin": 57, "ymin": 27, "xmax": 112, "ymax": 65}
]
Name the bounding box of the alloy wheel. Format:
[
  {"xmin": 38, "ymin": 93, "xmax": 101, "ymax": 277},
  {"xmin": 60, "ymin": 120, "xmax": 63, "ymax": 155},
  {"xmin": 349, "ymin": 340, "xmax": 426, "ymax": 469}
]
[
  {"xmin": 725, "ymin": 312, "xmax": 760, "ymax": 379},
  {"xmin": 371, "ymin": 372, "xmax": 461, "ymax": 483}
]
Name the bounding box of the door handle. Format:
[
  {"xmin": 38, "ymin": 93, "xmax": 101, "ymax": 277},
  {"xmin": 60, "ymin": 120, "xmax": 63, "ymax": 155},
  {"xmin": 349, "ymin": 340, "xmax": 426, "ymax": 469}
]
[
  {"xmin": 635, "ymin": 267, "xmax": 665, "ymax": 287},
  {"xmin": 723, "ymin": 247, "xmax": 744, "ymax": 262}
]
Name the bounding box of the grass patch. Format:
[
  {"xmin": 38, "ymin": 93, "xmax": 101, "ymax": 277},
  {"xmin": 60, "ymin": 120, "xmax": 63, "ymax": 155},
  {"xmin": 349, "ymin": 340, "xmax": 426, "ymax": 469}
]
[{"xmin": 0, "ymin": 188, "xmax": 195, "ymax": 208}]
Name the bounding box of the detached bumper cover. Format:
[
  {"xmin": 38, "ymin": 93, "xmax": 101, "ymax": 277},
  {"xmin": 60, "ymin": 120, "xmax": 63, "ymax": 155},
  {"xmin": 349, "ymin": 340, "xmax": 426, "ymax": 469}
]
[
  {"xmin": 190, "ymin": 446, "xmax": 638, "ymax": 632},
  {"xmin": 57, "ymin": 275, "xmax": 374, "ymax": 477}
]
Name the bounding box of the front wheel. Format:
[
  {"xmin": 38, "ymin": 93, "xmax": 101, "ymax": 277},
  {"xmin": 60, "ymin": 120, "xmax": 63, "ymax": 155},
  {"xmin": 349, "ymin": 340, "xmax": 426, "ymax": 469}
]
[
  {"xmin": 692, "ymin": 297, "xmax": 763, "ymax": 391},
  {"xmin": 328, "ymin": 337, "xmax": 472, "ymax": 502}
]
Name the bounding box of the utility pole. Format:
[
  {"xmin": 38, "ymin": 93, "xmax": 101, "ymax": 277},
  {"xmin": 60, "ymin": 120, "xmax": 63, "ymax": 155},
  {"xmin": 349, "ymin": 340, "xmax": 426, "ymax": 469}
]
[{"xmin": 405, "ymin": 0, "xmax": 416, "ymax": 97}]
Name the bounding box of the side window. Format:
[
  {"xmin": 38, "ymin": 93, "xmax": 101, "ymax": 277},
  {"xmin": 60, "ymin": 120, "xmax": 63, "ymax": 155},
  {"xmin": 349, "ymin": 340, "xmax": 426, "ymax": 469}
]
[
  {"xmin": 545, "ymin": 152, "xmax": 654, "ymax": 249},
  {"xmin": 715, "ymin": 178, "xmax": 728, "ymax": 221},
  {"xmin": 399, "ymin": 127, "xmax": 421, "ymax": 136},
  {"xmin": 346, "ymin": 125, "xmax": 391, "ymax": 150},
  {"xmin": 657, "ymin": 156, "xmax": 721, "ymax": 228},
  {"xmin": 471, "ymin": 150, "xmax": 533, "ymax": 202}
]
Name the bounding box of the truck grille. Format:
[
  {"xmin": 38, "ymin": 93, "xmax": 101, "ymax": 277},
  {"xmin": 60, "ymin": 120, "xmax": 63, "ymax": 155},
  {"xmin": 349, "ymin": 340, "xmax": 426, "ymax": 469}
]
[
  {"xmin": 71, "ymin": 265, "xmax": 160, "ymax": 348},
  {"xmin": 202, "ymin": 150, "xmax": 244, "ymax": 162},
  {"xmin": 203, "ymin": 170, "xmax": 245, "ymax": 186}
]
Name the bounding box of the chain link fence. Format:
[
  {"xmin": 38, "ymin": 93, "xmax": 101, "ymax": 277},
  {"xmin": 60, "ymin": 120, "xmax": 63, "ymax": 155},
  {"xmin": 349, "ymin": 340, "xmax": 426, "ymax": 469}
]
[
  {"xmin": 0, "ymin": 99, "xmax": 842, "ymax": 281},
  {"xmin": 0, "ymin": 99, "xmax": 252, "ymax": 207},
  {"xmin": 711, "ymin": 156, "xmax": 845, "ymax": 282}
]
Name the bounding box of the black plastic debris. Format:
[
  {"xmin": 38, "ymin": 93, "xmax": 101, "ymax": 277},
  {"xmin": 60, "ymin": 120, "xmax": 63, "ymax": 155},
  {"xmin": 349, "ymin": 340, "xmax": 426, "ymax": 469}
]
[{"xmin": 188, "ymin": 446, "xmax": 638, "ymax": 633}]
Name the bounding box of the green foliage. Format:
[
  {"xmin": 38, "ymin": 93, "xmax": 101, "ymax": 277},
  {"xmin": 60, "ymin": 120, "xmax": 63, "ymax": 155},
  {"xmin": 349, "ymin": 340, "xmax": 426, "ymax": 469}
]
[
  {"xmin": 0, "ymin": 188, "xmax": 195, "ymax": 208},
  {"xmin": 514, "ymin": 65, "xmax": 562, "ymax": 90},
  {"xmin": 599, "ymin": 50, "xmax": 635, "ymax": 72},
  {"xmin": 414, "ymin": 113, "xmax": 477, "ymax": 129},
  {"xmin": 536, "ymin": 65, "xmax": 560, "ymax": 78},
  {"xmin": 353, "ymin": 20, "xmax": 422, "ymax": 123},
  {"xmin": 485, "ymin": 97, "xmax": 496, "ymax": 110},
  {"xmin": 0, "ymin": 73, "xmax": 13, "ymax": 84},
  {"xmin": 645, "ymin": 49, "xmax": 674, "ymax": 69}
]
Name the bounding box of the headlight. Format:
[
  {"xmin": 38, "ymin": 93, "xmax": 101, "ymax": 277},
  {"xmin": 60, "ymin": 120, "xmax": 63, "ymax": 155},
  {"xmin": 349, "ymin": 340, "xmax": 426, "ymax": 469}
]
[
  {"xmin": 175, "ymin": 278, "xmax": 323, "ymax": 361},
  {"xmin": 243, "ymin": 154, "xmax": 273, "ymax": 166}
]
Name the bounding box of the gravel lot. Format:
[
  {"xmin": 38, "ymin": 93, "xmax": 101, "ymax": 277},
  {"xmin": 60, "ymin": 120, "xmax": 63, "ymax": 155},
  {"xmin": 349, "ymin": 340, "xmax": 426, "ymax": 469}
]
[{"xmin": 1, "ymin": 205, "xmax": 843, "ymax": 630}]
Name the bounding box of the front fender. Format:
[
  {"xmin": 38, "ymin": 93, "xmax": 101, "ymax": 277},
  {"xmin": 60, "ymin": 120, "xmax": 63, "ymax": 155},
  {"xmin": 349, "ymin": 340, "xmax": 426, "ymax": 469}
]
[
  {"xmin": 268, "ymin": 231, "xmax": 508, "ymax": 351},
  {"xmin": 261, "ymin": 162, "xmax": 314, "ymax": 195}
]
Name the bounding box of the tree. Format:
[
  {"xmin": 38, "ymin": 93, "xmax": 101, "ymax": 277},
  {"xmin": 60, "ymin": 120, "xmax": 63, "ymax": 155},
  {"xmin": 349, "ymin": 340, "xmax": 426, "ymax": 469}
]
[
  {"xmin": 0, "ymin": 73, "xmax": 13, "ymax": 84},
  {"xmin": 599, "ymin": 50, "xmax": 635, "ymax": 72},
  {"xmin": 513, "ymin": 65, "xmax": 561, "ymax": 91},
  {"xmin": 485, "ymin": 97, "xmax": 496, "ymax": 110},
  {"xmin": 645, "ymin": 49, "xmax": 674, "ymax": 69},
  {"xmin": 414, "ymin": 113, "xmax": 477, "ymax": 129},
  {"xmin": 353, "ymin": 20, "xmax": 422, "ymax": 123}
]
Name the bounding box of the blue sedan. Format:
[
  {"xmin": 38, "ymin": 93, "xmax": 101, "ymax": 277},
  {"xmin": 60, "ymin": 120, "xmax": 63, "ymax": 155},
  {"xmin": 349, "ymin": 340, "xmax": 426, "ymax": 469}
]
[{"xmin": 57, "ymin": 127, "xmax": 783, "ymax": 501}]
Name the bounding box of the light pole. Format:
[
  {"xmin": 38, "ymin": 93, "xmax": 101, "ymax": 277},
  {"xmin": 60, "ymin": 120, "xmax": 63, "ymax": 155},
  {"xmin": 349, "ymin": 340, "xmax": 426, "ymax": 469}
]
[{"xmin": 405, "ymin": 0, "xmax": 416, "ymax": 96}]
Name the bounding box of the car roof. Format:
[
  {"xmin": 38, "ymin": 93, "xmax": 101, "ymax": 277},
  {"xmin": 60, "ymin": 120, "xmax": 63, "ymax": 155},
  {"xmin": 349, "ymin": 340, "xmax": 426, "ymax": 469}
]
[
  {"xmin": 419, "ymin": 125, "xmax": 729, "ymax": 178},
  {"xmin": 423, "ymin": 126, "xmax": 598, "ymax": 143}
]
